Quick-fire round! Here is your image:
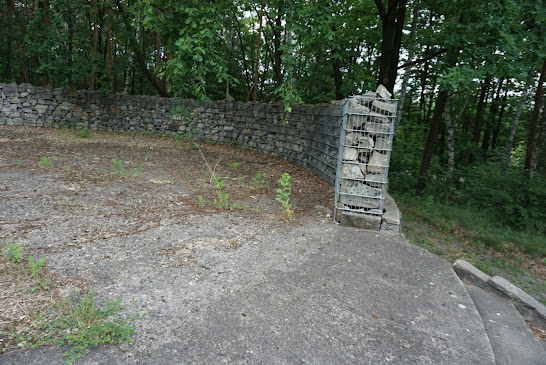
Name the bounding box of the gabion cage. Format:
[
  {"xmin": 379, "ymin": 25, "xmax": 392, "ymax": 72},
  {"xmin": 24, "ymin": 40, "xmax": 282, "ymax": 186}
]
[{"xmin": 334, "ymin": 87, "xmax": 397, "ymax": 221}]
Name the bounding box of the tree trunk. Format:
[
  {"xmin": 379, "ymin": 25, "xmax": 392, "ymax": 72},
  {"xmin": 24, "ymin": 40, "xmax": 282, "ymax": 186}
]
[
  {"xmin": 530, "ymin": 94, "xmax": 546, "ymax": 178},
  {"xmin": 469, "ymin": 75, "xmax": 491, "ymax": 162},
  {"xmin": 107, "ymin": 3, "xmax": 114, "ymax": 92},
  {"xmin": 115, "ymin": 0, "xmax": 169, "ymax": 97},
  {"xmin": 395, "ymin": 2, "xmax": 419, "ymax": 132},
  {"xmin": 491, "ymin": 93, "xmax": 507, "ymax": 151},
  {"xmin": 524, "ymin": 59, "xmax": 546, "ymax": 170},
  {"xmin": 90, "ymin": 0, "xmax": 98, "ymax": 90},
  {"xmin": 503, "ymin": 63, "xmax": 537, "ymax": 174},
  {"xmin": 416, "ymin": 47, "xmax": 461, "ymax": 196},
  {"xmin": 374, "ymin": 0, "xmax": 408, "ymax": 93},
  {"xmin": 331, "ymin": 23, "xmax": 342, "ymax": 100},
  {"xmin": 482, "ymin": 78, "xmax": 504, "ymax": 155},
  {"xmin": 274, "ymin": 7, "xmax": 283, "ymax": 89},
  {"xmin": 253, "ymin": 2, "xmax": 264, "ymax": 102}
]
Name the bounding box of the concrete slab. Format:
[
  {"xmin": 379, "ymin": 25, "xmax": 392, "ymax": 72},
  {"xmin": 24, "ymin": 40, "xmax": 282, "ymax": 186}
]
[
  {"xmin": 489, "ymin": 276, "xmax": 546, "ymax": 330},
  {"xmin": 453, "ymin": 259, "xmax": 491, "ymax": 290},
  {"xmin": 3, "ymin": 227, "xmax": 495, "ymax": 365},
  {"xmin": 466, "ymin": 284, "xmax": 546, "ymax": 365}
]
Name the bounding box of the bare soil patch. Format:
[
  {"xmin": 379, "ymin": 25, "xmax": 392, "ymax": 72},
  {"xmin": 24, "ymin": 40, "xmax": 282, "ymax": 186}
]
[{"xmin": 0, "ymin": 125, "xmax": 335, "ymax": 356}]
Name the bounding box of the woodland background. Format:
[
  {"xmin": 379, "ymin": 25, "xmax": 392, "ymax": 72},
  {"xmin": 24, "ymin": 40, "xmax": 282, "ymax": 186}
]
[{"xmin": 1, "ymin": 0, "xmax": 545, "ymax": 254}]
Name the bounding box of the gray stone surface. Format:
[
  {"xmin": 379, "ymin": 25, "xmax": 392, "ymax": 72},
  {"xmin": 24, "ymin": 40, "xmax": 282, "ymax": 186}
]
[
  {"xmin": 453, "ymin": 259, "xmax": 491, "ymax": 290},
  {"xmin": 380, "ymin": 193, "xmax": 402, "ymax": 233},
  {"xmin": 3, "ymin": 227, "xmax": 496, "ymax": 365},
  {"xmin": 466, "ymin": 284, "xmax": 546, "ymax": 365},
  {"xmin": 338, "ymin": 210, "xmax": 382, "ymax": 230},
  {"xmin": 489, "ymin": 276, "xmax": 546, "ymax": 329}
]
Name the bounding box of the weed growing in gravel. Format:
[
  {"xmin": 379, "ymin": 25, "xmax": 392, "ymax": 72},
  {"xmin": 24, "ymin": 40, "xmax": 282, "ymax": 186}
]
[
  {"xmin": 2, "ymin": 241, "xmax": 23, "ymax": 263},
  {"xmin": 77, "ymin": 127, "xmax": 90, "ymax": 138},
  {"xmin": 250, "ymin": 171, "xmax": 269, "ymax": 190},
  {"xmin": 111, "ymin": 159, "xmax": 142, "ymax": 178},
  {"xmin": 27, "ymin": 256, "xmax": 50, "ymax": 292},
  {"xmin": 130, "ymin": 163, "xmax": 143, "ymax": 177},
  {"xmin": 14, "ymin": 158, "xmax": 26, "ymax": 167},
  {"xmin": 237, "ymin": 174, "xmax": 245, "ymax": 187},
  {"xmin": 40, "ymin": 156, "xmax": 51, "ymax": 167},
  {"xmin": 111, "ymin": 159, "xmax": 123, "ymax": 176},
  {"xmin": 30, "ymin": 289, "xmax": 141, "ymax": 365},
  {"xmin": 275, "ymin": 173, "xmax": 294, "ymax": 222},
  {"xmin": 228, "ymin": 162, "xmax": 240, "ymax": 170},
  {"xmin": 198, "ymin": 195, "xmax": 205, "ymax": 207}
]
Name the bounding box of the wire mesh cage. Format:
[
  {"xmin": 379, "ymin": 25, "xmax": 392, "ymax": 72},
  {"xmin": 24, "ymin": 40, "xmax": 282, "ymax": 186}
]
[{"xmin": 334, "ymin": 87, "xmax": 397, "ymax": 221}]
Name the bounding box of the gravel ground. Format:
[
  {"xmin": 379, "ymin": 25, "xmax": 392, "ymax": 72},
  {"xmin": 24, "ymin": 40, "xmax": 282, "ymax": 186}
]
[{"xmin": 0, "ymin": 125, "xmax": 335, "ymax": 357}]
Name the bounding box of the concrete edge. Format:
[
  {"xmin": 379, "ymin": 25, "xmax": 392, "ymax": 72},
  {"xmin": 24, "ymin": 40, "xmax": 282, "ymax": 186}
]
[
  {"xmin": 453, "ymin": 259, "xmax": 546, "ymax": 330},
  {"xmin": 380, "ymin": 193, "xmax": 402, "ymax": 233},
  {"xmin": 335, "ymin": 193, "xmax": 403, "ymax": 233}
]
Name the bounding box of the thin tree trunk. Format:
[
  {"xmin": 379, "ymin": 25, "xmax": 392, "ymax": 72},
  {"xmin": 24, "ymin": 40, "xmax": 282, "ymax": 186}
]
[
  {"xmin": 416, "ymin": 45, "xmax": 461, "ymax": 195},
  {"xmin": 253, "ymin": 2, "xmax": 264, "ymax": 101},
  {"xmin": 469, "ymin": 75, "xmax": 491, "ymax": 162},
  {"xmin": 482, "ymin": 78, "xmax": 505, "ymax": 155},
  {"xmin": 90, "ymin": 0, "xmax": 98, "ymax": 90},
  {"xmin": 503, "ymin": 63, "xmax": 537, "ymax": 174},
  {"xmin": 107, "ymin": 3, "xmax": 114, "ymax": 92},
  {"xmin": 524, "ymin": 59, "xmax": 546, "ymax": 170},
  {"xmin": 444, "ymin": 97, "xmax": 455, "ymax": 201},
  {"xmin": 491, "ymin": 98, "xmax": 506, "ymax": 151},
  {"xmin": 234, "ymin": 15, "xmax": 251, "ymax": 95},
  {"xmin": 394, "ymin": 1, "xmax": 419, "ymax": 132},
  {"xmin": 530, "ymin": 94, "xmax": 546, "ymax": 178},
  {"xmin": 115, "ymin": 0, "xmax": 169, "ymax": 97},
  {"xmin": 124, "ymin": 0, "xmax": 140, "ymax": 93}
]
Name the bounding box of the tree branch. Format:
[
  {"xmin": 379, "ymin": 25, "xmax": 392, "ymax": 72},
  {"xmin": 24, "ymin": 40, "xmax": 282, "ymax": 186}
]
[
  {"xmin": 374, "ymin": 0, "xmax": 386, "ymax": 17},
  {"xmin": 397, "ymin": 48, "xmax": 447, "ymax": 69}
]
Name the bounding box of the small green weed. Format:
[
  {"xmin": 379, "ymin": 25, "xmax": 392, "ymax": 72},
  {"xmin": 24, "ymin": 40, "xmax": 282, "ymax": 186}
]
[
  {"xmin": 27, "ymin": 256, "xmax": 50, "ymax": 292},
  {"xmin": 40, "ymin": 156, "xmax": 51, "ymax": 167},
  {"xmin": 31, "ymin": 289, "xmax": 141, "ymax": 365},
  {"xmin": 111, "ymin": 159, "xmax": 123, "ymax": 177},
  {"xmin": 77, "ymin": 127, "xmax": 90, "ymax": 138},
  {"xmin": 275, "ymin": 173, "xmax": 294, "ymax": 222},
  {"xmin": 130, "ymin": 163, "xmax": 143, "ymax": 177},
  {"xmin": 237, "ymin": 174, "xmax": 245, "ymax": 187},
  {"xmin": 2, "ymin": 241, "xmax": 23, "ymax": 264},
  {"xmin": 228, "ymin": 162, "xmax": 240, "ymax": 170},
  {"xmin": 250, "ymin": 171, "xmax": 268, "ymax": 190},
  {"xmin": 15, "ymin": 158, "xmax": 26, "ymax": 167},
  {"xmin": 198, "ymin": 195, "xmax": 205, "ymax": 207}
]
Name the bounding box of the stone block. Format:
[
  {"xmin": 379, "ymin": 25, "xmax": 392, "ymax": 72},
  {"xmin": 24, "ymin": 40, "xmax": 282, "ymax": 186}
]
[
  {"xmin": 452, "ymin": 259, "xmax": 491, "ymax": 290},
  {"xmin": 341, "ymin": 164, "xmax": 364, "ymax": 179},
  {"xmin": 339, "ymin": 211, "xmax": 381, "ymax": 231},
  {"xmin": 376, "ymin": 84, "xmax": 392, "ymax": 100},
  {"xmin": 374, "ymin": 137, "xmax": 391, "ymax": 151},
  {"xmin": 342, "ymin": 148, "xmax": 358, "ymax": 161},
  {"xmin": 489, "ymin": 276, "xmax": 546, "ymax": 329},
  {"xmin": 367, "ymin": 152, "xmax": 388, "ymax": 173},
  {"xmin": 371, "ymin": 100, "xmax": 396, "ymax": 115}
]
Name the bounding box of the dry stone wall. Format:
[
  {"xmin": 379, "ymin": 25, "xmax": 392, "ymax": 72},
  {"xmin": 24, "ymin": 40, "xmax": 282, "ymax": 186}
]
[{"xmin": 0, "ymin": 83, "xmax": 342, "ymax": 185}]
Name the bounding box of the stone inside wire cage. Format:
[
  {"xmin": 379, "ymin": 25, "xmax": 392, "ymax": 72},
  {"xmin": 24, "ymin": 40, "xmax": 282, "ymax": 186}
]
[{"xmin": 335, "ymin": 87, "xmax": 397, "ymax": 218}]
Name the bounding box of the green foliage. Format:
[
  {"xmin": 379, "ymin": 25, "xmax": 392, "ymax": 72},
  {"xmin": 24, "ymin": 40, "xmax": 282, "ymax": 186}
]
[
  {"xmin": 27, "ymin": 256, "xmax": 50, "ymax": 292},
  {"xmin": 228, "ymin": 162, "xmax": 240, "ymax": 170},
  {"xmin": 275, "ymin": 172, "xmax": 294, "ymax": 221},
  {"xmin": 250, "ymin": 171, "xmax": 268, "ymax": 190},
  {"xmin": 40, "ymin": 156, "xmax": 51, "ymax": 167},
  {"xmin": 32, "ymin": 289, "xmax": 139, "ymax": 365},
  {"xmin": 2, "ymin": 241, "xmax": 23, "ymax": 264},
  {"xmin": 111, "ymin": 159, "xmax": 123, "ymax": 177}
]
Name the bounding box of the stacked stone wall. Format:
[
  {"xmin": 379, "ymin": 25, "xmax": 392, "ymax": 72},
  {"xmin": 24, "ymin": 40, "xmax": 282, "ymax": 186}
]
[{"xmin": 0, "ymin": 83, "xmax": 342, "ymax": 185}]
